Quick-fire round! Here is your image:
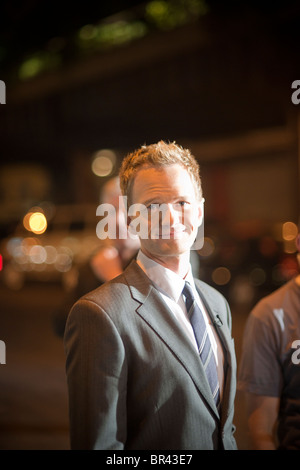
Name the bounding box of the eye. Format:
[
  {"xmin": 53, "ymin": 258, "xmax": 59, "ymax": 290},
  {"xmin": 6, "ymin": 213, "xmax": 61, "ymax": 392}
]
[
  {"xmin": 175, "ymin": 201, "xmax": 188, "ymax": 208},
  {"xmin": 147, "ymin": 203, "xmax": 160, "ymax": 212}
]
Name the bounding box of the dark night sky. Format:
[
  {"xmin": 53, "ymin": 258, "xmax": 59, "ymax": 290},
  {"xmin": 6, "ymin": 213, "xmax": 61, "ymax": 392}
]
[
  {"xmin": 0, "ymin": 1, "xmax": 144, "ymax": 71},
  {"xmin": 1, "ymin": 0, "xmax": 300, "ymax": 75},
  {"xmin": 1, "ymin": 0, "xmax": 300, "ymax": 174}
]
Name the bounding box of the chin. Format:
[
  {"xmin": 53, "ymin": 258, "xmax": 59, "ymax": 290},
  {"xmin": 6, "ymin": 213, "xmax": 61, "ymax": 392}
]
[{"xmin": 156, "ymin": 239, "xmax": 193, "ymax": 255}]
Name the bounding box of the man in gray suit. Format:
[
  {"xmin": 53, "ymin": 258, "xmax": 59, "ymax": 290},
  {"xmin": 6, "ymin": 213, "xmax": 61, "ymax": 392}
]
[{"xmin": 64, "ymin": 141, "xmax": 237, "ymax": 450}]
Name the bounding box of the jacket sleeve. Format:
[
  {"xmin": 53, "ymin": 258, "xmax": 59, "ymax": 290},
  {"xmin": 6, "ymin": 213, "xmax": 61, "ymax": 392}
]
[{"xmin": 64, "ymin": 298, "xmax": 128, "ymax": 449}]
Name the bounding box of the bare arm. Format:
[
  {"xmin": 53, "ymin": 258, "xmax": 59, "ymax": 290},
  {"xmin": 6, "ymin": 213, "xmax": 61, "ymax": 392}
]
[{"xmin": 245, "ymin": 393, "xmax": 280, "ymax": 450}]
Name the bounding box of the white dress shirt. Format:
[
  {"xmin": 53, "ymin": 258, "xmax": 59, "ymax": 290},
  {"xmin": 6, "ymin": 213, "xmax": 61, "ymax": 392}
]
[{"xmin": 136, "ymin": 250, "xmax": 225, "ymax": 398}]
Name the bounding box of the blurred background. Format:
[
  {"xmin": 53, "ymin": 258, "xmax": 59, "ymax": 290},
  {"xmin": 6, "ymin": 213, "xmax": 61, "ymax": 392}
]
[{"xmin": 0, "ymin": 0, "xmax": 300, "ymax": 450}]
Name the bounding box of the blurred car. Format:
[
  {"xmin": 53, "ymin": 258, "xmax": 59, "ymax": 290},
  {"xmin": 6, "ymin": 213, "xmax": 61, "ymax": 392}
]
[{"xmin": 0, "ymin": 203, "xmax": 101, "ymax": 290}]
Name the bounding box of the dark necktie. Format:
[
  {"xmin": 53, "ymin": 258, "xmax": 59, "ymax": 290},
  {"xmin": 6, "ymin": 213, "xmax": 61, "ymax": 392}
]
[{"xmin": 182, "ymin": 281, "xmax": 220, "ymax": 407}]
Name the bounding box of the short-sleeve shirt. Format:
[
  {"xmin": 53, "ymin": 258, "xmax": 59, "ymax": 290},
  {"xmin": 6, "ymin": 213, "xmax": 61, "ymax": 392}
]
[{"xmin": 237, "ymin": 277, "xmax": 300, "ymax": 449}]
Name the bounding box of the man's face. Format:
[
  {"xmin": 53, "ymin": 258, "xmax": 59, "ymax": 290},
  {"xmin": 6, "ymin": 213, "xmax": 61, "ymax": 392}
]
[{"xmin": 129, "ymin": 164, "xmax": 203, "ymax": 260}]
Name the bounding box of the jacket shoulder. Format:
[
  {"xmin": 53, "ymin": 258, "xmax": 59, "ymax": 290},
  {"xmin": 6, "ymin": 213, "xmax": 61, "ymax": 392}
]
[
  {"xmin": 82, "ymin": 270, "xmax": 129, "ymax": 305},
  {"xmin": 75, "ymin": 260, "xmax": 146, "ymax": 311},
  {"xmin": 195, "ymin": 278, "xmax": 228, "ymax": 304},
  {"xmin": 194, "ymin": 278, "xmax": 232, "ymax": 329}
]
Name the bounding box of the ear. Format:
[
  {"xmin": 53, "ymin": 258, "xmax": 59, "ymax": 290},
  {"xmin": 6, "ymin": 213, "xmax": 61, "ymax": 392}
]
[{"xmin": 196, "ymin": 198, "xmax": 204, "ymax": 228}]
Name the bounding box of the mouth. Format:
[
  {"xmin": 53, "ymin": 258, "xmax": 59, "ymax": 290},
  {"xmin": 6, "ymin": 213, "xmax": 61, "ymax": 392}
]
[{"xmin": 151, "ymin": 224, "xmax": 187, "ymax": 239}]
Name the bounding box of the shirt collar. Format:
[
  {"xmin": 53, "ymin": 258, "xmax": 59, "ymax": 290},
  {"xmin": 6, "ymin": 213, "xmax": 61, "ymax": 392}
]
[{"xmin": 137, "ymin": 250, "xmax": 195, "ymax": 302}]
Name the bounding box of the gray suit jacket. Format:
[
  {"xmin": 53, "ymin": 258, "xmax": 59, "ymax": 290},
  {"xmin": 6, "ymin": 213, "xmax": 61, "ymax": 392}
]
[{"xmin": 64, "ymin": 260, "xmax": 237, "ymax": 450}]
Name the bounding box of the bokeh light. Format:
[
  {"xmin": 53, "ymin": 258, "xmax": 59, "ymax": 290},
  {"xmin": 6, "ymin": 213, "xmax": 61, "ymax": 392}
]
[
  {"xmin": 91, "ymin": 149, "xmax": 116, "ymax": 177},
  {"xmin": 212, "ymin": 267, "xmax": 231, "ymax": 285},
  {"xmin": 282, "ymin": 221, "xmax": 298, "ymax": 241},
  {"xmin": 28, "ymin": 212, "xmax": 47, "ymax": 234},
  {"xmin": 249, "ymin": 267, "xmax": 266, "ymax": 286},
  {"xmin": 199, "ymin": 237, "xmax": 215, "ymax": 257},
  {"xmin": 23, "ymin": 207, "xmax": 48, "ymax": 235}
]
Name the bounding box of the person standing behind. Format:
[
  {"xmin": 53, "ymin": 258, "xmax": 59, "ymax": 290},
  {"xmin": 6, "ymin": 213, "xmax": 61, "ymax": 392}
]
[
  {"xmin": 64, "ymin": 141, "xmax": 237, "ymax": 450},
  {"xmin": 53, "ymin": 177, "xmax": 139, "ymax": 337},
  {"xmin": 238, "ymin": 228, "xmax": 300, "ymax": 449}
]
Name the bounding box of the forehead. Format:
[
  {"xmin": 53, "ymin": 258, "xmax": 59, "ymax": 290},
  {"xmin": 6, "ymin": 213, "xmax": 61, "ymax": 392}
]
[{"xmin": 131, "ymin": 164, "xmax": 197, "ymax": 202}]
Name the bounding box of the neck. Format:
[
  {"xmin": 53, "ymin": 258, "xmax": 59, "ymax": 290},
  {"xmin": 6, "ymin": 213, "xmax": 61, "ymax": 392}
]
[{"xmin": 141, "ymin": 248, "xmax": 190, "ymax": 278}]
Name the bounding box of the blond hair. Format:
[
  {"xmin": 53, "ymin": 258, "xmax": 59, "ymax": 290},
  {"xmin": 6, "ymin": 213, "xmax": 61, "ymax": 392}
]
[{"xmin": 119, "ymin": 141, "xmax": 202, "ymax": 204}]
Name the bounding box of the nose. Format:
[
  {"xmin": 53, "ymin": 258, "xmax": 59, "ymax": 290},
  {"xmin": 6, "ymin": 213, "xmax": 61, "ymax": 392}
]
[{"xmin": 160, "ymin": 203, "xmax": 180, "ymax": 227}]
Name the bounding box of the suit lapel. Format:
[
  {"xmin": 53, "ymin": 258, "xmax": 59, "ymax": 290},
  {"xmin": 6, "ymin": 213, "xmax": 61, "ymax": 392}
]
[{"xmin": 124, "ymin": 261, "xmax": 220, "ymax": 418}]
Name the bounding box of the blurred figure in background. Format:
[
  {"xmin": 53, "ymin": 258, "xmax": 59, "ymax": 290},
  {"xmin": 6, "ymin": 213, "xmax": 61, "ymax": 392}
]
[
  {"xmin": 53, "ymin": 177, "xmax": 140, "ymax": 337},
  {"xmin": 238, "ymin": 224, "xmax": 300, "ymax": 449}
]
